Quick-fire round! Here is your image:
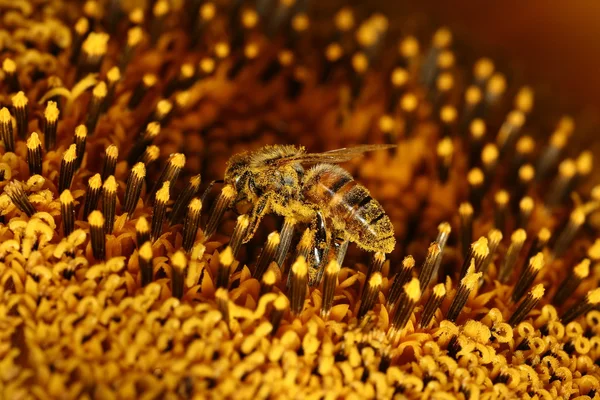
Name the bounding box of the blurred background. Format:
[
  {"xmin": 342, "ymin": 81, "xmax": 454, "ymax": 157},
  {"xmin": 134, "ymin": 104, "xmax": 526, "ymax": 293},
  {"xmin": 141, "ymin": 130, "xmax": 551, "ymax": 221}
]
[{"xmin": 387, "ymin": 0, "xmax": 600, "ymax": 129}]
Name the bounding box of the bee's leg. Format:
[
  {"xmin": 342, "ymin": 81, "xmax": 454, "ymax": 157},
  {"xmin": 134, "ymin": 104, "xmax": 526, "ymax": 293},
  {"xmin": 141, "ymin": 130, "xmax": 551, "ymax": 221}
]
[
  {"xmin": 310, "ymin": 211, "xmax": 331, "ymax": 286},
  {"xmin": 242, "ymin": 194, "xmax": 271, "ymax": 244}
]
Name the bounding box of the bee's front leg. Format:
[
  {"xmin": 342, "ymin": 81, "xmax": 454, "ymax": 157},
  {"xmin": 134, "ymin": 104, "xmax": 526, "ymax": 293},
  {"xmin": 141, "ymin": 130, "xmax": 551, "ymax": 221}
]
[{"xmin": 242, "ymin": 194, "xmax": 272, "ymax": 243}]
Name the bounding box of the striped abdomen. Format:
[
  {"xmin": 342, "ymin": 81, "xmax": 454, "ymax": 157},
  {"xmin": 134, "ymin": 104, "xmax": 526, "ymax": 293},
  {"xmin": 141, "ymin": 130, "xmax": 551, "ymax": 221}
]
[{"xmin": 302, "ymin": 164, "xmax": 395, "ymax": 253}]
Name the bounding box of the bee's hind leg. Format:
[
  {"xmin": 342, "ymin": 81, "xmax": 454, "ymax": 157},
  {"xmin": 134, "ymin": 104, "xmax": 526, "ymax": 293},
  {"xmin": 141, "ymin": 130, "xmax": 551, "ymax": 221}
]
[{"xmin": 309, "ymin": 211, "xmax": 331, "ymax": 286}]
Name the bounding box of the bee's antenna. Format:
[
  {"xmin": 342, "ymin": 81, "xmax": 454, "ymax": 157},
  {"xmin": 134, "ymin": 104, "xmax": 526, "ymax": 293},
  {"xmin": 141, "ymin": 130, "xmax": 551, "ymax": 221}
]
[{"xmin": 200, "ymin": 180, "xmax": 224, "ymax": 204}]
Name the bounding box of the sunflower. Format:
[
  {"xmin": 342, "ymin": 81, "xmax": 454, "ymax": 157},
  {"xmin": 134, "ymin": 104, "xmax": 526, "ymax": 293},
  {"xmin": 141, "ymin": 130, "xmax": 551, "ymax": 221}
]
[{"xmin": 1, "ymin": 1, "xmax": 599, "ymax": 399}]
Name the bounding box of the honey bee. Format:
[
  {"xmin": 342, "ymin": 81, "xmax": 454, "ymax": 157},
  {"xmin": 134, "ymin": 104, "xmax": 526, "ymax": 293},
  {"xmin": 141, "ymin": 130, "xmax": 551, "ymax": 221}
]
[{"xmin": 222, "ymin": 144, "xmax": 396, "ymax": 274}]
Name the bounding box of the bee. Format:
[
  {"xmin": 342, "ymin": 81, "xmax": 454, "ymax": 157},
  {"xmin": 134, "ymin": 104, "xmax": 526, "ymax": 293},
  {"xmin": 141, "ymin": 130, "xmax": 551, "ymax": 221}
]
[{"xmin": 221, "ymin": 144, "xmax": 396, "ymax": 276}]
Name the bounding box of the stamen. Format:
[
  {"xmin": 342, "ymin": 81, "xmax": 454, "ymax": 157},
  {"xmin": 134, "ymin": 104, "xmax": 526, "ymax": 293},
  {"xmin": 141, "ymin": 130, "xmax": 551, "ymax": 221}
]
[
  {"xmin": 387, "ymin": 67, "xmax": 409, "ymax": 113},
  {"xmin": 551, "ymin": 207, "xmax": 586, "ymax": 259},
  {"xmin": 473, "ymin": 57, "xmax": 495, "ymax": 86},
  {"xmin": 514, "ymin": 164, "xmax": 534, "ymax": 208},
  {"xmin": 42, "ymin": 101, "xmax": 60, "ymax": 151},
  {"xmin": 101, "ymin": 176, "xmax": 118, "ymax": 234},
  {"xmin": 170, "ymin": 251, "xmax": 187, "ymax": 299},
  {"xmin": 147, "ymin": 99, "xmax": 173, "ymax": 126},
  {"xmin": 462, "ymin": 87, "xmax": 483, "ymax": 130},
  {"xmin": 150, "ymin": 0, "xmax": 170, "ymax": 45},
  {"xmin": 388, "ymin": 277, "xmax": 421, "ymax": 338},
  {"xmin": 141, "ymin": 145, "xmax": 160, "ymax": 166},
  {"xmin": 229, "ymin": 215, "xmax": 249, "ymax": 258},
  {"xmin": 496, "ymin": 110, "xmax": 525, "ymax": 155},
  {"xmin": 139, "ymin": 241, "xmax": 153, "ymax": 287},
  {"xmin": 552, "ymin": 259, "xmax": 590, "ymax": 305},
  {"xmin": 120, "ymin": 26, "xmax": 143, "ymax": 71},
  {"xmin": 446, "ymin": 262, "xmax": 481, "ymax": 322},
  {"xmin": 514, "ymin": 86, "xmax": 534, "ymax": 114},
  {"xmin": 485, "ymin": 73, "xmax": 507, "ymax": 108},
  {"xmin": 2, "ymin": 58, "xmax": 20, "ymax": 92},
  {"xmin": 289, "ymin": 256, "xmax": 308, "ymax": 315},
  {"xmin": 517, "ymin": 196, "xmax": 534, "ymax": 230},
  {"xmin": 151, "ymin": 182, "xmax": 170, "ymax": 241},
  {"xmin": 70, "ymin": 17, "xmax": 90, "ymax": 65},
  {"xmin": 509, "ymin": 136, "xmax": 535, "ymax": 181},
  {"xmin": 536, "ymin": 130, "xmax": 568, "ymax": 183},
  {"xmin": 26, "ymin": 133, "xmax": 43, "ymax": 176},
  {"xmin": 561, "ymin": 288, "xmax": 600, "ymax": 324},
  {"xmin": 101, "ymin": 145, "xmax": 118, "ymax": 181},
  {"xmin": 459, "ymin": 202, "xmax": 474, "ymax": 259},
  {"xmin": 459, "ymin": 236, "xmax": 489, "ymax": 278},
  {"xmin": 270, "ymin": 294, "xmax": 288, "ymax": 335},
  {"xmin": 388, "ymin": 255, "xmax": 415, "ymax": 308},
  {"xmin": 122, "ymin": 162, "xmax": 146, "ymax": 217},
  {"xmin": 127, "ymin": 122, "xmax": 161, "ymax": 166},
  {"xmin": 365, "ymin": 252, "xmax": 386, "ymax": 285},
  {"xmin": 148, "ymin": 153, "xmax": 185, "ymax": 202},
  {"xmin": 545, "ymin": 159, "xmax": 577, "ymax": 208},
  {"xmin": 170, "ymin": 175, "xmax": 202, "ymax": 225},
  {"xmin": 128, "ymin": 74, "xmax": 157, "ymax": 110},
  {"xmin": 494, "ymin": 190, "xmax": 510, "ymax": 234},
  {"xmin": 204, "ymin": 185, "xmax": 236, "ymax": 240},
  {"xmin": 216, "ymin": 246, "xmax": 234, "ymax": 289},
  {"xmin": 5, "ymin": 180, "xmax": 36, "ymax": 217},
  {"xmin": 259, "ymin": 265, "xmax": 277, "ymax": 297},
  {"xmin": 498, "ymin": 229, "xmax": 527, "ymax": 283},
  {"xmin": 575, "ymin": 151, "xmax": 593, "ymax": 182},
  {"xmin": 60, "ymin": 190, "xmax": 75, "ymax": 236},
  {"xmin": 400, "ymin": 93, "xmax": 418, "ymax": 136},
  {"xmin": 216, "ymin": 288, "xmax": 230, "ymax": 326},
  {"xmin": 508, "ymin": 284, "xmax": 544, "ymax": 326},
  {"xmin": 479, "ymin": 229, "xmax": 503, "ymax": 276},
  {"xmin": 82, "ymin": 173, "xmax": 102, "ymax": 220},
  {"xmin": 321, "ymin": 260, "xmax": 340, "ymax": 319},
  {"xmin": 85, "ymin": 82, "xmax": 107, "ymax": 135},
  {"xmin": 525, "ymin": 228, "xmax": 551, "ymax": 262},
  {"xmin": 74, "ymin": 125, "xmax": 88, "ymax": 169},
  {"xmin": 468, "ymin": 118, "xmax": 486, "ymax": 167},
  {"xmin": 11, "ymin": 91, "xmax": 29, "ymax": 140},
  {"xmin": 78, "ymin": 32, "xmax": 109, "ymax": 78},
  {"xmin": 88, "ymin": 210, "xmax": 106, "ymax": 260},
  {"xmin": 417, "ymin": 242, "xmax": 442, "ymax": 290},
  {"xmin": 357, "ymin": 272, "xmax": 382, "ymax": 320},
  {"xmin": 420, "ymin": 283, "xmax": 446, "ymax": 328},
  {"xmin": 436, "ymin": 137, "xmax": 453, "ymax": 184},
  {"xmin": 275, "ymin": 217, "xmax": 296, "ymax": 268},
  {"xmin": 253, "ymin": 231, "xmax": 280, "ymax": 280},
  {"xmin": 182, "ymin": 198, "xmax": 202, "ymax": 253},
  {"xmin": 136, "ymin": 216, "xmax": 150, "ymax": 249},
  {"xmin": 467, "ymin": 168, "xmax": 485, "ymax": 213},
  {"xmin": 58, "ymin": 144, "xmax": 77, "ymax": 193},
  {"xmin": 511, "ymin": 252, "xmax": 545, "ymax": 303},
  {"xmin": 0, "ymin": 108, "xmax": 15, "ymax": 152},
  {"xmin": 104, "ymin": 67, "xmax": 121, "ymax": 112}
]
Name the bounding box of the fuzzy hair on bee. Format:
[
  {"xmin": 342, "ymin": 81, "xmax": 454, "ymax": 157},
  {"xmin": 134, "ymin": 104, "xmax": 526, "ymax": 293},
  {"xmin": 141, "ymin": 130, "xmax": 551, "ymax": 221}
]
[{"xmin": 219, "ymin": 144, "xmax": 396, "ymax": 275}]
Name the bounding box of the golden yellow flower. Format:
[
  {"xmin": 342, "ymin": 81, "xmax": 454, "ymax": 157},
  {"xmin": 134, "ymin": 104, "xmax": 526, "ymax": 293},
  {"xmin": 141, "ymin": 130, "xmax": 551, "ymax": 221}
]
[{"xmin": 0, "ymin": 1, "xmax": 599, "ymax": 399}]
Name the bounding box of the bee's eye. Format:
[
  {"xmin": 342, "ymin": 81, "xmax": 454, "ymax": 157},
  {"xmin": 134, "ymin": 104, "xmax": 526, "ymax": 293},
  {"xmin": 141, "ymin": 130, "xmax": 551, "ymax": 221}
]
[{"xmin": 235, "ymin": 171, "xmax": 253, "ymax": 193}]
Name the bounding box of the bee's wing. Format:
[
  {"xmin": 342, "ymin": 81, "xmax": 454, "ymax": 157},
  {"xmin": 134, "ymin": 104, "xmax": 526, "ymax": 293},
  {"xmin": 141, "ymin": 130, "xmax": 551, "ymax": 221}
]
[{"xmin": 274, "ymin": 144, "xmax": 396, "ymax": 166}]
